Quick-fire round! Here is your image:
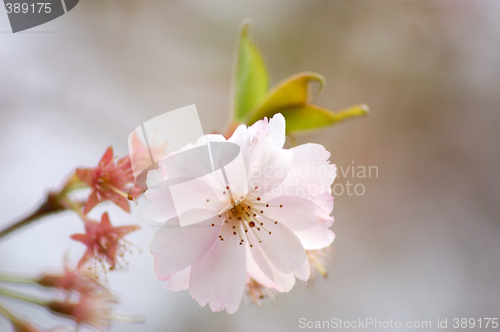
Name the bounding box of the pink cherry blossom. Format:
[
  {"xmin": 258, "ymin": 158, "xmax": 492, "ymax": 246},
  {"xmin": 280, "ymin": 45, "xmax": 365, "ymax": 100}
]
[
  {"xmin": 145, "ymin": 114, "xmax": 336, "ymax": 313},
  {"xmin": 76, "ymin": 146, "xmax": 143, "ymax": 215},
  {"xmin": 37, "ymin": 262, "xmax": 103, "ymax": 296},
  {"xmin": 244, "ymin": 277, "xmax": 278, "ymax": 306},
  {"xmin": 70, "ymin": 212, "xmax": 140, "ymax": 270},
  {"xmin": 47, "ymin": 294, "xmax": 117, "ymax": 331},
  {"xmin": 128, "ymin": 130, "xmax": 168, "ymax": 182},
  {"xmin": 307, "ymin": 245, "xmax": 334, "ymax": 280}
]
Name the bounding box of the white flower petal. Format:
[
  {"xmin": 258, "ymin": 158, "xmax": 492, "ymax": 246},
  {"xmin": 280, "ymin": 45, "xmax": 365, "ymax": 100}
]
[
  {"xmin": 278, "ymin": 143, "xmax": 336, "ymax": 212},
  {"xmin": 228, "ymin": 124, "xmax": 249, "ymax": 147},
  {"xmin": 223, "ymin": 151, "xmax": 249, "ymax": 200},
  {"xmin": 146, "ymin": 169, "xmax": 169, "ymax": 188},
  {"xmin": 194, "ymin": 133, "xmax": 227, "ymax": 146},
  {"xmin": 267, "ymin": 113, "xmax": 286, "ymax": 149},
  {"xmin": 248, "ymin": 147, "xmax": 292, "ymax": 196},
  {"xmin": 176, "ymin": 208, "xmax": 227, "ymax": 227},
  {"xmin": 263, "ymin": 195, "xmax": 334, "ymax": 250},
  {"xmin": 169, "ymin": 171, "xmax": 229, "ymax": 226},
  {"xmin": 141, "ymin": 202, "xmax": 176, "ymax": 222},
  {"xmin": 151, "ymin": 218, "xmax": 220, "ymax": 275},
  {"xmin": 229, "ymin": 114, "xmax": 287, "ymax": 179},
  {"xmin": 142, "ymin": 187, "xmax": 177, "ymax": 222},
  {"xmin": 189, "ymin": 233, "xmax": 247, "ymax": 313},
  {"xmin": 164, "ymin": 267, "xmax": 191, "ymax": 292},
  {"xmin": 246, "ymin": 244, "xmax": 291, "ymax": 292},
  {"xmin": 248, "ymin": 221, "xmax": 310, "ymax": 286},
  {"xmin": 246, "ymin": 114, "xmax": 285, "ymax": 150},
  {"xmin": 258, "ymin": 221, "xmax": 310, "ymax": 281}
]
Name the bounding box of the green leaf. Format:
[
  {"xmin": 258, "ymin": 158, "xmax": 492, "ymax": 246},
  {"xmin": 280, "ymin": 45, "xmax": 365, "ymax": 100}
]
[
  {"xmin": 245, "ymin": 71, "xmax": 369, "ymax": 133},
  {"xmin": 232, "ymin": 21, "xmax": 269, "ymax": 122},
  {"xmin": 280, "ymin": 104, "xmax": 369, "ymax": 134},
  {"xmin": 246, "ymin": 72, "xmax": 325, "ymax": 124}
]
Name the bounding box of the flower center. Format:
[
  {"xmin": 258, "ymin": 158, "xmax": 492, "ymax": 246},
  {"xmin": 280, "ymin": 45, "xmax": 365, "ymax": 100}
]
[{"xmin": 210, "ymin": 186, "xmax": 282, "ymax": 247}]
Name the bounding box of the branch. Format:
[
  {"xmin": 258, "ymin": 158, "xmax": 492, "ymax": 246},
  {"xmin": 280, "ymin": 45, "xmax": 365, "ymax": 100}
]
[{"xmin": 0, "ymin": 192, "xmax": 67, "ymax": 240}]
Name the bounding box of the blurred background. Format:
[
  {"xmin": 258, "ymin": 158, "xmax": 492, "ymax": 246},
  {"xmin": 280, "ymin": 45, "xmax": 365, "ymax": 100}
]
[{"xmin": 1, "ymin": 0, "xmax": 499, "ymax": 331}]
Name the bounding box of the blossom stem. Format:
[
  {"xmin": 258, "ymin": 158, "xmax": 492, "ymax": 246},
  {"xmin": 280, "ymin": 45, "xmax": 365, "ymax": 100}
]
[
  {"xmin": 60, "ymin": 172, "xmax": 87, "ymax": 195},
  {"xmin": 0, "ymin": 172, "xmax": 88, "ymax": 240},
  {"xmin": 0, "ymin": 191, "xmax": 67, "ymax": 240},
  {"xmin": 224, "ymin": 121, "xmax": 240, "ymax": 139},
  {"xmin": 0, "ymin": 301, "xmax": 39, "ymax": 332},
  {"xmin": 111, "ymin": 312, "xmax": 145, "ymax": 324},
  {"xmin": 0, "ymin": 274, "xmax": 36, "ymax": 284},
  {"xmin": 61, "ymin": 196, "xmax": 86, "ymax": 220},
  {"xmin": 0, "ymin": 302, "xmax": 16, "ymax": 322},
  {"xmin": 0, "ymin": 287, "xmax": 47, "ymax": 307}
]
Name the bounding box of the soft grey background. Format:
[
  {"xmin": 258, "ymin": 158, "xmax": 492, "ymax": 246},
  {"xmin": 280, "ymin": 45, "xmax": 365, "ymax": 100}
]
[{"xmin": 1, "ymin": 1, "xmax": 499, "ymax": 331}]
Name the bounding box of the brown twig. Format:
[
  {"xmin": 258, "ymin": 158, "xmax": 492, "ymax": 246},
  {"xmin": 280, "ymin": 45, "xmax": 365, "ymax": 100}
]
[{"xmin": 0, "ymin": 192, "xmax": 67, "ymax": 240}]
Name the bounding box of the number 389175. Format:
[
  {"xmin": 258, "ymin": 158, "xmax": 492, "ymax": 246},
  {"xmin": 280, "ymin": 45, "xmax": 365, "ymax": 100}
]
[{"xmin": 5, "ymin": 3, "xmax": 51, "ymax": 14}]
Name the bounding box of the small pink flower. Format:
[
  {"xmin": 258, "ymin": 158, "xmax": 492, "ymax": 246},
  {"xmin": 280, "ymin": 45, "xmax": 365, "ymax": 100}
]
[
  {"xmin": 244, "ymin": 278, "xmax": 277, "ymax": 306},
  {"xmin": 307, "ymin": 246, "xmax": 333, "ymax": 280},
  {"xmin": 129, "ymin": 130, "xmax": 168, "ymax": 181},
  {"xmin": 76, "ymin": 146, "xmax": 143, "ymax": 215},
  {"xmin": 47, "ymin": 294, "xmax": 117, "ymax": 331},
  {"xmin": 37, "ymin": 263, "xmax": 103, "ymax": 296},
  {"xmin": 70, "ymin": 212, "xmax": 140, "ymax": 270},
  {"xmin": 146, "ymin": 114, "xmax": 336, "ymax": 313}
]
